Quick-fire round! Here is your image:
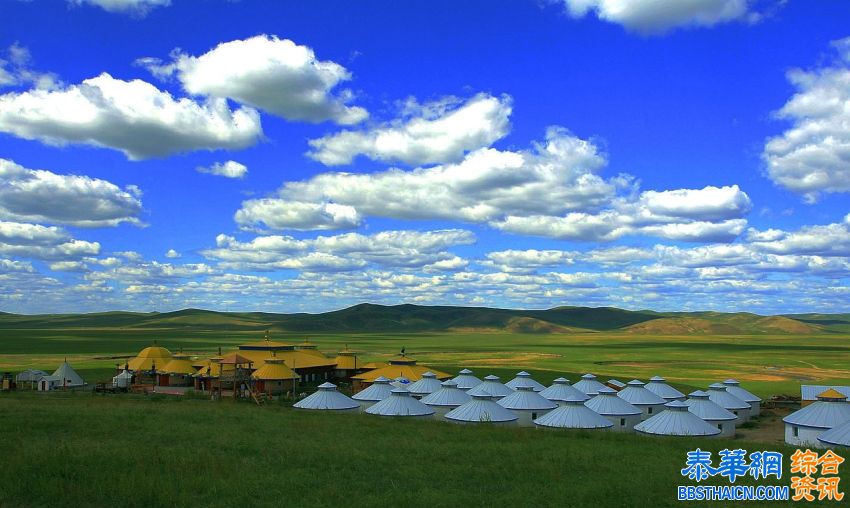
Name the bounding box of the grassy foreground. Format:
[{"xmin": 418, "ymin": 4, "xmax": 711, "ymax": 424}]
[{"xmin": 1, "ymin": 392, "xmax": 803, "ymax": 508}]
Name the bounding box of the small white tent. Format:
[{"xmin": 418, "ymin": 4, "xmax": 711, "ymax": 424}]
[
  {"xmin": 352, "ymin": 376, "xmax": 394, "ymax": 410},
  {"xmin": 617, "ymin": 380, "xmax": 666, "ymax": 420},
  {"xmin": 644, "ymin": 376, "xmax": 685, "ymax": 401},
  {"xmin": 365, "ymin": 387, "xmax": 434, "ymax": 419},
  {"xmin": 294, "ymin": 382, "xmax": 359, "ymax": 412},
  {"xmin": 534, "ymin": 394, "xmax": 614, "ymax": 431},
  {"xmin": 497, "ymin": 386, "xmax": 557, "ymax": 426},
  {"xmin": 406, "ymin": 371, "xmax": 442, "ymax": 398},
  {"xmin": 540, "ymin": 378, "xmax": 589, "ymax": 407},
  {"xmin": 444, "ymin": 393, "xmax": 518, "ymax": 425},
  {"xmin": 685, "ymin": 390, "xmax": 737, "ymax": 437},
  {"xmin": 634, "ymin": 400, "xmax": 721, "ymax": 438},
  {"xmin": 51, "ymin": 361, "xmax": 86, "ymax": 388},
  {"xmin": 722, "ymin": 379, "xmax": 762, "ymax": 416},
  {"xmin": 451, "ymin": 368, "xmax": 482, "ymax": 391},
  {"xmin": 504, "ymin": 371, "xmax": 546, "ymax": 392},
  {"xmin": 112, "ymin": 369, "xmax": 133, "ymax": 389},
  {"xmin": 573, "ymin": 374, "xmax": 607, "ymax": 397},
  {"xmin": 707, "ymin": 383, "xmax": 751, "ymax": 423},
  {"xmin": 584, "ymin": 387, "xmax": 642, "ymax": 432},
  {"xmin": 421, "ymin": 380, "xmax": 471, "ymax": 418},
  {"xmin": 466, "ymin": 375, "xmax": 513, "ymax": 400}
]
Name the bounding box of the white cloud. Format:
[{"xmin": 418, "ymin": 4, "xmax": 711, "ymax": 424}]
[
  {"xmin": 763, "ymin": 37, "xmax": 850, "ymax": 202},
  {"xmin": 48, "ymin": 261, "xmax": 89, "ymax": 272},
  {"xmin": 307, "ymin": 93, "xmax": 512, "ymax": 166},
  {"xmin": 196, "ymin": 160, "xmax": 248, "ymax": 179},
  {"xmin": 747, "ymin": 219, "xmax": 850, "ymax": 257},
  {"xmin": 0, "ymin": 159, "xmax": 143, "ymax": 227},
  {"xmin": 0, "ymin": 73, "xmax": 262, "ymax": 160},
  {"xmin": 165, "ymin": 249, "xmax": 181, "ymax": 259},
  {"xmin": 484, "ymin": 249, "xmax": 575, "ymax": 273},
  {"xmin": 0, "ymin": 44, "xmax": 60, "ymax": 91},
  {"xmin": 143, "ymin": 35, "xmax": 367, "ymax": 125},
  {"xmin": 70, "ymin": 0, "xmax": 170, "ymax": 16},
  {"xmin": 558, "ymin": 0, "xmax": 753, "ymax": 33},
  {"xmin": 0, "ymin": 221, "xmax": 100, "ymax": 260},
  {"xmin": 0, "ymin": 258, "xmax": 33, "ymax": 273},
  {"xmin": 235, "ymin": 200, "xmax": 361, "ymax": 231}
]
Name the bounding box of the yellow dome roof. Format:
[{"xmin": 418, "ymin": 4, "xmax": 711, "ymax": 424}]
[
  {"xmin": 127, "ymin": 344, "xmax": 173, "ymax": 371},
  {"xmin": 159, "ymin": 356, "xmax": 196, "ymax": 375},
  {"xmin": 136, "ymin": 346, "xmax": 172, "ymax": 359},
  {"xmin": 251, "ymin": 361, "xmax": 299, "ymax": 381}
]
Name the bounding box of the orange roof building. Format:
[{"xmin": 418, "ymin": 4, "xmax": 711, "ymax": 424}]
[{"xmin": 351, "ymin": 354, "xmax": 451, "ymax": 389}]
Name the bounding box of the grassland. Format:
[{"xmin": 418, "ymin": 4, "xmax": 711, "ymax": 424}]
[{"xmin": 0, "ymin": 392, "xmax": 802, "ymax": 508}]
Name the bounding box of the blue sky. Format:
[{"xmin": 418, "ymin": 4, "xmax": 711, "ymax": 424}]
[{"xmin": 0, "ymin": 0, "xmax": 849, "ymax": 314}]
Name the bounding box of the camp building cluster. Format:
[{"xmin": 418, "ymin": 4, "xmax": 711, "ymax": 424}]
[{"xmin": 11, "ymin": 337, "xmax": 850, "ymax": 449}]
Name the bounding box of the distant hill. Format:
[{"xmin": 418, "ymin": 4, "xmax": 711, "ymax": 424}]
[{"xmin": 0, "ymin": 303, "xmax": 842, "ymax": 334}]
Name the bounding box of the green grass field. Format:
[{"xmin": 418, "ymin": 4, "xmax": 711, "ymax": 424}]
[{"xmin": 0, "ymin": 392, "xmax": 804, "ymax": 508}]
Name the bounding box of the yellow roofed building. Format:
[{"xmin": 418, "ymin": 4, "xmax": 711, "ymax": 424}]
[
  {"xmin": 157, "ymin": 353, "xmax": 196, "ymax": 387},
  {"xmin": 237, "ymin": 335, "xmax": 337, "ymax": 384},
  {"xmin": 251, "ymin": 354, "xmax": 299, "ymax": 395},
  {"xmin": 127, "ymin": 344, "xmax": 172, "ymax": 372},
  {"xmin": 351, "ymin": 354, "xmax": 451, "ymax": 390}
]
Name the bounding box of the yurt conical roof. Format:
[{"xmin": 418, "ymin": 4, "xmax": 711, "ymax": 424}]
[
  {"xmin": 452, "ymin": 368, "xmax": 483, "ymax": 390},
  {"xmin": 585, "ymin": 387, "xmax": 641, "ymax": 416},
  {"xmin": 634, "ymin": 401, "xmax": 722, "ymax": 437},
  {"xmin": 467, "ymin": 375, "xmax": 513, "ymax": 398},
  {"xmin": 722, "ymin": 379, "xmax": 762, "ymax": 403},
  {"xmin": 617, "ymin": 380, "xmax": 666, "ymax": 406},
  {"xmin": 352, "ymin": 376, "xmax": 395, "ymax": 402},
  {"xmin": 534, "ymin": 397, "xmax": 614, "ymax": 429},
  {"xmin": 421, "ymin": 380, "xmax": 471, "ymax": 407},
  {"xmin": 540, "ymin": 378, "xmax": 589, "ymax": 402},
  {"xmin": 159, "ymin": 354, "xmax": 196, "ymax": 375},
  {"xmin": 685, "ymin": 391, "xmax": 737, "ymax": 421},
  {"xmin": 406, "ymin": 371, "xmax": 443, "ymax": 396},
  {"xmin": 127, "ymin": 344, "xmax": 172, "ymax": 371},
  {"xmin": 365, "ymin": 388, "xmax": 434, "ymax": 417},
  {"xmin": 644, "ymin": 376, "xmax": 685, "ymax": 400},
  {"xmin": 52, "ymin": 361, "xmax": 85, "ymax": 387},
  {"xmin": 251, "ymin": 356, "xmax": 299, "ymax": 380},
  {"xmin": 504, "ymin": 371, "xmax": 546, "ymax": 392},
  {"xmin": 498, "ymin": 386, "xmax": 557, "ymax": 411},
  {"xmin": 707, "ymin": 383, "xmax": 751, "ymax": 411},
  {"xmin": 573, "ymin": 373, "xmax": 607, "ymax": 396},
  {"xmin": 294, "ymin": 382, "xmax": 359, "ymax": 411},
  {"xmin": 783, "ymin": 389, "xmax": 850, "ymax": 429},
  {"xmin": 818, "ymin": 419, "xmax": 850, "ymax": 447},
  {"xmin": 444, "ymin": 393, "xmax": 518, "ymax": 423}
]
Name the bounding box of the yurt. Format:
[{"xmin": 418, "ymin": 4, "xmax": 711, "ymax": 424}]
[
  {"xmin": 685, "ymin": 390, "xmax": 737, "ymax": 438},
  {"xmin": 707, "ymin": 383, "xmax": 751, "ymax": 423},
  {"xmin": 722, "ymin": 379, "xmax": 762, "ymax": 416},
  {"xmin": 333, "ymin": 347, "xmax": 360, "ymax": 379},
  {"xmin": 250, "ymin": 354, "xmax": 299, "ymax": 396},
  {"xmin": 644, "ymin": 376, "xmax": 685, "ymax": 401},
  {"xmin": 573, "ymin": 374, "xmax": 607, "ymax": 397},
  {"xmin": 351, "ymin": 354, "xmax": 451, "ymax": 390},
  {"xmin": 293, "ymin": 382, "xmax": 359, "ymax": 412},
  {"xmin": 533, "ymin": 394, "xmax": 614, "ymax": 431},
  {"xmin": 585, "ymin": 387, "xmax": 642, "ymax": 432},
  {"xmin": 634, "ymin": 400, "xmax": 722, "ymax": 438},
  {"xmin": 540, "ymin": 378, "xmax": 589, "ymax": 407},
  {"xmin": 406, "ymin": 371, "xmax": 442, "ymax": 398},
  {"xmin": 365, "ymin": 387, "xmax": 435, "ymax": 419},
  {"xmin": 505, "ymin": 371, "xmax": 546, "ymax": 392},
  {"xmin": 112, "ymin": 369, "xmax": 133, "ymax": 390},
  {"xmin": 51, "ymin": 360, "xmax": 86, "ymax": 388},
  {"xmin": 818, "ymin": 419, "xmax": 850, "ymax": 448},
  {"xmin": 157, "ymin": 353, "xmax": 196, "ymax": 386},
  {"xmin": 498, "ymin": 386, "xmax": 557, "ymax": 426},
  {"xmin": 466, "ymin": 375, "xmax": 513, "ymax": 400},
  {"xmin": 15, "ymin": 369, "xmax": 47, "ymax": 389},
  {"xmin": 421, "ymin": 380, "xmax": 471, "ymax": 417},
  {"xmin": 617, "ymin": 380, "xmax": 666, "ymax": 420},
  {"xmin": 352, "ymin": 376, "xmax": 394, "ymax": 410},
  {"xmin": 783, "ymin": 389, "xmax": 850, "ymax": 447},
  {"xmin": 444, "ymin": 393, "xmax": 518, "ymax": 426},
  {"xmin": 127, "ymin": 343, "xmax": 172, "ymax": 372},
  {"xmin": 452, "ymin": 368, "xmax": 482, "ymax": 391}
]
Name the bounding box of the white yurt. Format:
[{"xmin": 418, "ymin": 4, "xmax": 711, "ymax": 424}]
[
  {"xmin": 818, "ymin": 419, "xmax": 850, "ymax": 448},
  {"xmin": 390, "ymin": 376, "xmax": 411, "ymax": 389},
  {"xmin": 533, "ymin": 394, "xmax": 613, "ymax": 430},
  {"xmin": 15, "ymin": 369, "xmax": 47, "ymax": 387},
  {"xmin": 783, "ymin": 389, "xmax": 850, "ymax": 447},
  {"xmin": 585, "ymin": 387, "xmax": 642, "ymax": 432},
  {"xmin": 497, "ymin": 386, "xmax": 557, "ymax": 426},
  {"xmin": 685, "ymin": 390, "xmax": 737, "ymax": 438},
  {"xmin": 573, "ymin": 373, "xmax": 607, "ymax": 397},
  {"xmin": 617, "ymin": 380, "xmax": 666, "ymax": 420},
  {"xmin": 540, "ymin": 378, "xmax": 589, "ymax": 407},
  {"xmin": 365, "ymin": 387, "xmax": 435, "ymax": 419},
  {"xmin": 406, "ymin": 371, "xmax": 442, "ymax": 398},
  {"xmin": 51, "ymin": 360, "xmax": 86, "ymax": 388},
  {"xmin": 722, "ymin": 379, "xmax": 762, "ymax": 416},
  {"xmin": 466, "ymin": 375, "xmax": 513, "ymax": 400},
  {"xmin": 352, "ymin": 376, "xmax": 395, "ymax": 410},
  {"xmin": 444, "ymin": 392, "xmax": 518, "ymax": 425},
  {"xmin": 112, "ymin": 369, "xmax": 133, "ymax": 389},
  {"xmin": 707, "ymin": 383, "xmax": 751, "ymax": 423},
  {"xmin": 504, "ymin": 371, "xmax": 546, "ymax": 392},
  {"xmin": 644, "ymin": 376, "xmax": 685, "ymax": 401},
  {"xmin": 421, "ymin": 380, "xmax": 472, "ymax": 418},
  {"xmin": 452, "ymin": 368, "xmax": 482, "ymax": 391},
  {"xmin": 37, "ymin": 375, "xmax": 60, "ymax": 391},
  {"xmin": 294, "ymin": 382, "xmax": 359, "ymax": 412},
  {"xmin": 634, "ymin": 400, "xmax": 722, "ymax": 438}
]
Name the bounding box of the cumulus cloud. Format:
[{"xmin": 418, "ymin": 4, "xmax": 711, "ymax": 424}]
[
  {"xmin": 0, "ymin": 159, "xmax": 143, "ymax": 227},
  {"xmin": 165, "ymin": 249, "xmax": 181, "ymax": 259},
  {"xmin": 196, "ymin": 160, "xmax": 248, "ymax": 179},
  {"xmin": 557, "ymin": 0, "xmax": 753, "ymax": 33},
  {"xmin": 484, "ymin": 249, "xmax": 575, "ymax": 273},
  {"xmin": 307, "ymin": 93, "xmax": 512, "ymax": 166},
  {"xmin": 763, "ymin": 37, "xmax": 850, "ymax": 202},
  {"xmin": 70, "ymin": 0, "xmax": 170, "ymax": 16},
  {"xmin": 0, "ymin": 73, "xmax": 262, "ymax": 160},
  {"xmin": 747, "ymin": 219, "xmax": 850, "ymax": 257},
  {"xmin": 0, "ymin": 221, "xmax": 100, "ymax": 260},
  {"xmin": 235, "ymin": 200, "xmax": 361, "ymax": 231},
  {"xmin": 142, "ymin": 35, "xmax": 367, "ymax": 125},
  {"xmin": 0, "ymin": 44, "xmax": 60, "ymax": 91}
]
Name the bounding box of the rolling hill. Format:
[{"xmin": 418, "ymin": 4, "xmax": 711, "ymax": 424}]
[{"xmin": 0, "ymin": 303, "xmax": 843, "ymax": 334}]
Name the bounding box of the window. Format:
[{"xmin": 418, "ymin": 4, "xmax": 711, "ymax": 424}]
[
  {"xmin": 793, "ymin": 426, "xmax": 799, "ymax": 437},
  {"xmin": 648, "ymin": 407, "xmax": 653, "ymax": 414},
  {"xmin": 532, "ymin": 412, "xmax": 538, "ymax": 419},
  {"xmin": 620, "ymin": 418, "xmax": 625, "ymax": 426},
  {"xmin": 717, "ymin": 424, "xmax": 723, "ymax": 431}
]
